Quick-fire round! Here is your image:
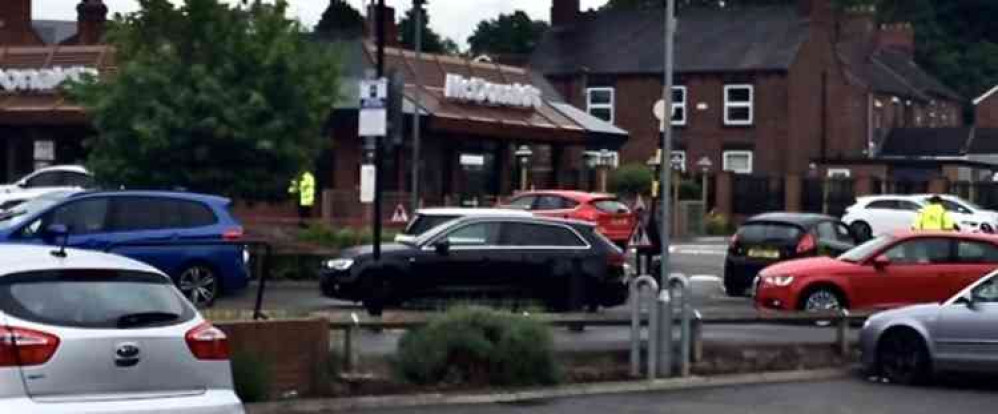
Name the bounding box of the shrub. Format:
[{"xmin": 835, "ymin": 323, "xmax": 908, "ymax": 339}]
[
  {"xmin": 609, "ymin": 163, "xmax": 653, "ymax": 197},
  {"xmin": 678, "ymin": 180, "xmax": 702, "ymax": 200},
  {"xmin": 231, "ymin": 352, "xmax": 273, "ymax": 403},
  {"xmin": 705, "ymin": 211, "xmax": 733, "ymax": 236},
  {"xmin": 394, "ymin": 307, "xmax": 560, "ymax": 387}
]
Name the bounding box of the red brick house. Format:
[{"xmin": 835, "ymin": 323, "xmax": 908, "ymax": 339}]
[
  {"xmin": 975, "ymin": 85, "xmax": 998, "ymax": 129},
  {"xmin": 531, "ymin": 0, "xmax": 963, "ymax": 179}
]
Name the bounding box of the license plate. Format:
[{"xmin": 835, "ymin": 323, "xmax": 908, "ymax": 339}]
[
  {"xmin": 612, "ymin": 218, "xmax": 629, "ymax": 226},
  {"xmin": 747, "ymin": 249, "xmax": 780, "ymax": 259}
]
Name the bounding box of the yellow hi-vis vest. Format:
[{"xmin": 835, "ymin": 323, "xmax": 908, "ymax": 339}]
[
  {"xmin": 288, "ymin": 172, "xmax": 316, "ymax": 207},
  {"xmin": 913, "ymin": 204, "xmax": 956, "ymax": 231}
]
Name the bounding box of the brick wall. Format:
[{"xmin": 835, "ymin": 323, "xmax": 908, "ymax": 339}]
[
  {"xmin": 216, "ymin": 318, "xmax": 329, "ymax": 397},
  {"xmin": 0, "ymin": 0, "xmax": 43, "ymax": 46},
  {"xmin": 977, "ymin": 93, "xmax": 998, "ymax": 128}
]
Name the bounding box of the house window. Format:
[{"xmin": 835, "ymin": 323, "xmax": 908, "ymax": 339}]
[
  {"xmin": 672, "ymin": 86, "xmax": 687, "ymax": 126},
  {"xmin": 672, "ymin": 150, "xmax": 687, "ymax": 172},
  {"xmin": 722, "ymin": 151, "xmax": 753, "ymax": 174},
  {"xmin": 586, "ymin": 87, "xmax": 615, "ymax": 124},
  {"xmin": 724, "ymin": 84, "xmax": 754, "ymax": 126},
  {"xmin": 827, "ymin": 168, "xmax": 851, "ymax": 178}
]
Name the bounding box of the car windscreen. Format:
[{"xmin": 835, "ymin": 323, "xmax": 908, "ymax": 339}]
[
  {"xmin": 0, "ymin": 269, "xmax": 195, "ymax": 329},
  {"xmin": 404, "ymin": 214, "xmax": 459, "ymax": 236},
  {"xmin": 838, "ymin": 235, "xmax": 895, "ymax": 263},
  {"xmin": 736, "ymin": 222, "xmax": 803, "ymax": 244}
]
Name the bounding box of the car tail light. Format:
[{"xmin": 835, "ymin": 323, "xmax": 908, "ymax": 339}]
[
  {"xmin": 0, "ymin": 327, "xmax": 60, "ymax": 367},
  {"xmin": 186, "ymin": 322, "xmax": 230, "ymax": 361},
  {"xmin": 796, "ymin": 234, "xmax": 816, "ymax": 254},
  {"xmin": 223, "ymin": 227, "xmax": 244, "ymax": 241},
  {"xmin": 579, "ymin": 208, "xmax": 600, "ymax": 222}
]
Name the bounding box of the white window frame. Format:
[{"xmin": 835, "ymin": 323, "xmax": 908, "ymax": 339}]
[
  {"xmin": 724, "ymin": 84, "xmax": 754, "ymax": 126},
  {"xmin": 722, "ymin": 150, "xmax": 753, "ymax": 174},
  {"xmin": 827, "ymin": 168, "xmax": 851, "ymax": 178},
  {"xmin": 672, "ymin": 150, "xmax": 687, "ymax": 172},
  {"xmin": 672, "ymin": 86, "xmax": 687, "ymax": 126},
  {"xmin": 586, "ymin": 87, "xmax": 615, "ymax": 124}
]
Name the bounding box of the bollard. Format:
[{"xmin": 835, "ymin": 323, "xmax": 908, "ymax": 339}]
[
  {"xmin": 668, "ymin": 274, "xmax": 693, "ymax": 377},
  {"xmin": 629, "ymin": 275, "xmax": 660, "ymax": 378},
  {"xmin": 656, "ymin": 289, "xmax": 672, "ymax": 378},
  {"xmin": 837, "ymin": 309, "xmax": 850, "ymax": 356},
  {"xmin": 647, "ymin": 291, "xmax": 660, "ymax": 381},
  {"xmin": 691, "ymin": 310, "xmax": 703, "ymax": 363}
]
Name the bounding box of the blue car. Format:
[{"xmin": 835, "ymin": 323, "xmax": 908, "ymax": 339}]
[{"xmin": 0, "ymin": 191, "xmax": 249, "ymax": 307}]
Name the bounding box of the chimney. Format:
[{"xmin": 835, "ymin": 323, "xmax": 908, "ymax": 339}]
[
  {"xmin": 366, "ymin": 3, "xmax": 399, "ymax": 47},
  {"xmin": 876, "ymin": 23, "xmax": 915, "ymax": 56},
  {"xmin": 838, "ymin": 4, "xmax": 877, "ymax": 59},
  {"xmin": 0, "ymin": 0, "xmax": 35, "ymax": 45},
  {"xmin": 551, "ymin": 0, "xmax": 580, "ymax": 27},
  {"xmin": 77, "ymin": 0, "xmax": 108, "ymax": 45}
]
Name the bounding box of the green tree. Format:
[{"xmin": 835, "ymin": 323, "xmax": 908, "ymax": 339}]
[
  {"xmin": 467, "ymin": 11, "xmax": 548, "ymax": 57},
  {"xmin": 315, "ymin": 0, "xmax": 364, "ymax": 37},
  {"xmin": 67, "ymin": 0, "xmax": 341, "ymax": 201},
  {"xmin": 398, "ymin": 1, "xmax": 460, "ymax": 55}
]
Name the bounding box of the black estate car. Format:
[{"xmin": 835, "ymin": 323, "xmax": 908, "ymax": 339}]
[
  {"xmin": 724, "ymin": 212, "xmax": 857, "ymax": 297},
  {"xmin": 320, "ymin": 216, "xmax": 629, "ymax": 315}
]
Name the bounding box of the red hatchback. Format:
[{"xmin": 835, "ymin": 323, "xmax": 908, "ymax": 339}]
[
  {"xmin": 755, "ymin": 231, "xmax": 998, "ymax": 312},
  {"xmin": 506, "ymin": 191, "xmax": 635, "ymax": 246}
]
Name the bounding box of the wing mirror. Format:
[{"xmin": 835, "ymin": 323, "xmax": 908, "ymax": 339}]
[
  {"xmin": 872, "ymin": 255, "xmax": 891, "ymax": 269},
  {"xmin": 956, "ymin": 295, "xmax": 977, "ymax": 310},
  {"xmin": 434, "ymin": 239, "xmax": 451, "ymax": 255}
]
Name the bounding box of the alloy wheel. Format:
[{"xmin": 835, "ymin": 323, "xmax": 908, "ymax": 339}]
[
  {"xmin": 178, "ymin": 265, "xmax": 219, "ymax": 308},
  {"xmin": 879, "ymin": 330, "xmax": 929, "ymax": 385},
  {"xmin": 804, "ymin": 289, "xmax": 842, "ymax": 312}
]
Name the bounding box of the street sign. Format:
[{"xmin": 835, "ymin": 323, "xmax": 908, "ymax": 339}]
[
  {"xmin": 629, "ymin": 222, "xmax": 653, "ymax": 249},
  {"xmin": 359, "ymin": 78, "xmax": 388, "ymax": 137},
  {"xmin": 360, "ymin": 164, "xmax": 376, "ymax": 203},
  {"xmin": 391, "ymin": 204, "xmax": 410, "ymax": 223}
]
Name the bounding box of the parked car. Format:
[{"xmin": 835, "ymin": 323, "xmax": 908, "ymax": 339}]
[
  {"xmin": 724, "ymin": 213, "xmax": 857, "ymax": 297},
  {"xmin": 860, "ymin": 270, "xmax": 998, "ymax": 385},
  {"xmin": 0, "ymin": 244, "xmax": 243, "ymax": 412},
  {"xmin": 505, "ymin": 190, "xmax": 636, "ymax": 247},
  {"xmin": 755, "ymin": 231, "xmax": 998, "ymax": 312},
  {"xmin": 842, "ymin": 194, "xmax": 998, "ymax": 241},
  {"xmin": 320, "ymin": 216, "xmax": 629, "ymax": 316},
  {"xmin": 0, "ymin": 191, "xmax": 249, "ymax": 308},
  {"xmin": 394, "ymin": 208, "xmax": 532, "ymax": 244},
  {"xmin": 0, "ymin": 165, "xmax": 93, "ymax": 211}
]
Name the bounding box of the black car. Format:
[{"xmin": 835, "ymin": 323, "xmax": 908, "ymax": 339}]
[
  {"xmin": 320, "ymin": 216, "xmax": 629, "ymax": 315},
  {"xmin": 724, "ymin": 212, "xmax": 856, "ymax": 297}
]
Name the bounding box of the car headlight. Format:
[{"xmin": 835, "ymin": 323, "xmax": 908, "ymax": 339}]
[
  {"xmin": 324, "ymin": 259, "xmax": 354, "ymax": 271},
  {"xmin": 762, "ymin": 275, "xmax": 795, "ymax": 287}
]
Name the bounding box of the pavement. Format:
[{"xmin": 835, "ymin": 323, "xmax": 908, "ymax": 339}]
[{"xmin": 348, "ymin": 375, "xmax": 998, "ymax": 414}]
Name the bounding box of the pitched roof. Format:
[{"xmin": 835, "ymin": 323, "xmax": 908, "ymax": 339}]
[
  {"xmin": 32, "ymin": 20, "xmax": 78, "ymax": 45},
  {"xmin": 869, "ymin": 49, "xmax": 961, "ymax": 101},
  {"xmin": 878, "ymin": 127, "xmax": 972, "ymax": 158},
  {"xmin": 974, "ymin": 85, "xmax": 998, "ymax": 106},
  {"xmin": 530, "ymin": 5, "xmax": 809, "ymax": 76}
]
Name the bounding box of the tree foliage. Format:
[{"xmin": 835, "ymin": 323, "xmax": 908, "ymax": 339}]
[
  {"xmin": 398, "ymin": 1, "xmax": 459, "ymax": 55},
  {"xmin": 467, "ymin": 11, "xmax": 548, "ymax": 57},
  {"xmin": 315, "ymin": 0, "xmax": 364, "ymax": 37},
  {"xmin": 67, "ymin": 0, "xmax": 342, "ymax": 201}
]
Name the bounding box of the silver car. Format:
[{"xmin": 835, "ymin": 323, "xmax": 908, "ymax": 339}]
[
  {"xmin": 0, "ymin": 245, "xmax": 243, "ymax": 413},
  {"xmin": 861, "ymin": 270, "xmax": 998, "ymax": 384}
]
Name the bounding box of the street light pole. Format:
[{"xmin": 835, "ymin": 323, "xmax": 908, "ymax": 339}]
[
  {"xmin": 410, "ymin": 0, "xmax": 423, "ymax": 213},
  {"xmin": 373, "ymin": 0, "xmax": 386, "ymax": 261},
  {"xmin": 659, "ymin": 0, "xmax": 677, "ymax": 284}
]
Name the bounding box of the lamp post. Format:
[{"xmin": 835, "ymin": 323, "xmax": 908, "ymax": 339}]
[
  {"xmin": 670, "ymin": 154, "xmax": 683, "ymax": 237},
  {"xmin": 598, "ymin": 148, "xmax": 613, "ymax": 192},
  {"xmin": 515, "ymin": 145, "xmax": 533, "ymax": 191},
  {"xmin": 697, "ymin": 157, "xmax": 713, "ymax": 207}
]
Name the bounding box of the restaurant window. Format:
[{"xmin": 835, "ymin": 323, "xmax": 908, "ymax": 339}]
[
  {"xmin": 587, "ymin": 87, "xmax": 615, "ymax": 124},
  {"xmin": 722, "ymin": 151, "xmax": 753, "ymax": 174},
  {"xmin": 724, "ymin": 85, "xmax": 754, "ymax": 126},
  {"xmin": 672, "ymin": 86, "xmax": 687, "ymax": 126}
]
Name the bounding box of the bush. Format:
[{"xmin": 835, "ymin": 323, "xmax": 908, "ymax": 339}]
[
  {"xmin": 609, "ymin": 163, "xmax": 653, "ymax": 197},
  {"xmin": 231, "ymin": 352, "xmax": 273, "ymax": 403},
  {"xmin": 678, "ymin": 180, "xmax": 702, "ymax": 200},
  {"xmin": 395, "ymin": 307, "xmax": 560, "ymax": 387},
  {"xmin": 705, "ymin": 211, "xmax": 733, "ymax": 236}
]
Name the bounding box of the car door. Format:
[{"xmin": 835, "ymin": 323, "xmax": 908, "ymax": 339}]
[
  {"xmin": 944, "ymin": 239, "xmax": 998, "ymax": 298},
  {"xmin": 851, "ymin": 237, "xmax": 953, "ymax": 309},
  {"xmin": 500, "ymin": 221, "xmax": 590, "ymax": 307},
  {"xmin": 423, "ymin": 221, "xmax": 503, "ymax": 297},
  {"xmin": 507, "ymin": 195, "xmax": 536, "ymax": 211},
  {"xmin": 105, "ymin": 197, "xmax": 182, "ymax": 272},
  {"xmin": 532, "ymin": 195, "xmax": 577, "ymax": 219},
  {"xmin": 891, "ymin": 199, "xmax": 923, "ymax": 232},
  {"xmin": 815, "ymin": 221, "xmax": 854, "ymax": 256},
  {"xmin": 935, "ymin": 274, "xmax": 998, "ymax": 371}
]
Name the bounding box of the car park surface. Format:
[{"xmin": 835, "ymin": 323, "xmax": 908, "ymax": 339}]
[
  {"xmin": 505, "ymin": 190, "xmax": 636, "ymax": 247},
  {"xmin": 321, "ymin": 216, "xmax": 629, "ymax": 315},
  {"xmin": 724, "ymin": 213, "xmax": 856, "ymax": 297},
  {"xmin": 756, "ymin": 231, "xmax": 998, "ymax": 312},
  {"xmin": 0, "ymin": 191, "xmax": 248, "ymax": 308},
  {"xmin": 0, "ymin": 245, "xmax": 243, "ymax": 413}
]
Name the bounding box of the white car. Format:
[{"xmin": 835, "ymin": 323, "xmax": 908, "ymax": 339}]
[
  {"xmin": 0, "ymin": 244, "xmax": 243, "ymax": 413},
  {"xmin": 842, "ymin": 194, "xmax": 998, "ymax": 240},
  {"xmin": 0, "ymin": 165, "xmax": 92, "ymax": 211},
  {"xmin": 394, "ymin": 208, "xmax": 532, "ymax": 244}
]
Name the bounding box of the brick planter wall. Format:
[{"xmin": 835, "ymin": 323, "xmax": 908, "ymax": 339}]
[{"xmin": 217, "ymin": 319, "xmax": 329, "ymax": 397}]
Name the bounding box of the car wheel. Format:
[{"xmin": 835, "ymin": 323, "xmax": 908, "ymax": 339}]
[
  {"xmin": 178, "ymin": 264, "xmax": 220, "ymax": 308},
  {"xmin": 850, "ymin": 221, "xmax": 873, "ymax": 242},
  {"xmin": 878, "ymin": 329, "xmax": 931, "ymax": 385},
  {"xmin": 801, "ymin": 286, "xmax": 845, "ymax": 312},
  {"xmin": 363, "ymin": 276, "xmax": 393, "ymax": 317}
]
